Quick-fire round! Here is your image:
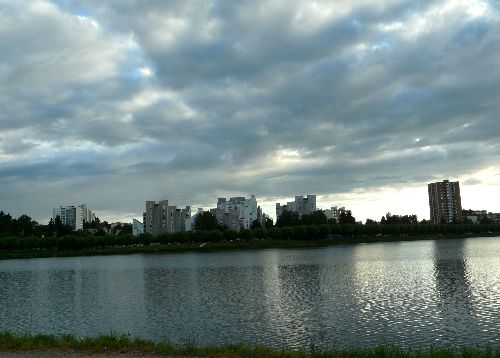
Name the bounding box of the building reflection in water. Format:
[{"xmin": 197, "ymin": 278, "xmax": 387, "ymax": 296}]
[{"xmin": 432, "ymin": 239, "xmax": 477, "ymax": 345}]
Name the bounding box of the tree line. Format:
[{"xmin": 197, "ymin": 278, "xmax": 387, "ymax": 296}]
[
  {"xmin": 0, "ymin": 211, "xmax": 130, "ymax": 239},
  {"xmin": 0, "ymin": 222, "xmax": 499, "ymax": 252},
  {"xmin": 1, "ymin": 210, "xmax": 499, "ymax": 252}
]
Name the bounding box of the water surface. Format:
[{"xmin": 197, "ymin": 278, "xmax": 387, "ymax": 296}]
[{"xmin": 0, "ymin": 237, "xmax": 499, "ymax": 349}]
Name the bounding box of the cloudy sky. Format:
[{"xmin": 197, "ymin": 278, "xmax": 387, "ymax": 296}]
[{"xmin": 0, "ymin": 0, "xmax": 499, "ymax": 224}]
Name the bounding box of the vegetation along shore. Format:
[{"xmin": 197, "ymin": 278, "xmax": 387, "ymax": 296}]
[
  {"xmin": 0, "ymin": 332, "xmax": 499, "ymax": 358},
  {"xmin": 0, "ymin": 222, "xmax": 499, "ymax": 260}
]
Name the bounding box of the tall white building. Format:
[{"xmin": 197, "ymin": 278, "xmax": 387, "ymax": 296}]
[
  {"xmin": 216, "ymin": 195, "xmax": 258, "ymax": 230},
  {"xmin": 276, "ymin": 195, "xmax": 316, "ymax": 219},
  {"xmin": 53, "ymin": 204, "xmax": 95, "ymax": 231}
]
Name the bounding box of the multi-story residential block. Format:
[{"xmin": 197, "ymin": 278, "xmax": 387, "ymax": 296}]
[
  {"xmin": 463, "ymin": 209, "xmax": 500, "ymax": 224},
  {"xmin": 53, "ymin": 204, "xmax": 95, "ymax": 231},
  {"xmin": 428, "ymin": 180, "xmax": 463, "ymax": 224},
  {"xmin": 132, "ymin": 218, "xmax": 144, "ymax": 236},
  {"xmin": 324, "ymin": 206, "xmax": 346, "ymax": 222},
  {"xmin": 276, "ymin": 195, "xmax": 316, "ymax": 219},
  {"xmin": 216, "ymin": 195, "xmax": 259, "ymax": 230},
  {"xmin": 144, "ymin": 200, "xmax": 191, "ymax": 235},
  {"xmin": 210, "ymin": 207, "xmax": 240, "ymax": 231}
]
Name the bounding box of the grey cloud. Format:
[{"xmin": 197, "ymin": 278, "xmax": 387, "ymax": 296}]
[{"xmin": 0, "ymin": 0, "xmax": 499, "ymax": 222}]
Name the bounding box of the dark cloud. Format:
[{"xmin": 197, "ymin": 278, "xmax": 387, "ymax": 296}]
[{"xmin": 0, "ymin": 0, "xmax": 499, "ymax": 222}]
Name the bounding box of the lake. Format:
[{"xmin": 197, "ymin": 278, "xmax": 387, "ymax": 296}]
[{"xmin": 0, "ymin": 237, "xmax": 499, "ymax": 349}]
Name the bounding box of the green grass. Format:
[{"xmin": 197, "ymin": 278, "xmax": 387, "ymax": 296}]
[{"xmin": 0, "ymin": 332, "xmax": 498, "ymax": 357}]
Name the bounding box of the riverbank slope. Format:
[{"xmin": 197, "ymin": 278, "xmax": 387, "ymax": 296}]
[{"xmin": 0, "ymin": 332, "xmax": 498, "ymax": 358}]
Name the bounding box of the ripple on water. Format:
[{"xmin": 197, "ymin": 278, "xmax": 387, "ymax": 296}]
[{"xmin": 0, "ymin": 237, "xmax": 499, "ymax": 349}]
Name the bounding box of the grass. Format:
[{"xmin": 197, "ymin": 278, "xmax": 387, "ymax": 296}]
[
  {"xmin": 0, "ymin": 233, "xmax": 499, "ymax": 261},
  {"xmin": 0, "ymin": 332, "xmax": 498, "ymax": 357}
]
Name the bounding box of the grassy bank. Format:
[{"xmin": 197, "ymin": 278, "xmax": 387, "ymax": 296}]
[
  {"xmin": 0, "ymin": 233, "xmax": 499, "ymax": 260},
  {"xmin": 0, "ymin": 332, "xmax": 498, "ymax": 358}
]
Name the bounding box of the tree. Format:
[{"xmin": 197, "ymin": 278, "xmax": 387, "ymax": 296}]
[
  {"xmin": 194, "ymin": 212, "xmax": 219, "ymax": 231},
  {"xmin": 54, "ymin": 215, "xmax": 72, "ymax": 237},
  {"xmin": 381, "ymin": 213, "xmax": 418, "ymax": 225},
  {"xmin": 0, "ymin": 211, "xmax": 13, "ymax": 236},
  {"xmin": 264, "ymin": 217, "xmax": 274, "ymax": 228},
  {"xmin": 13, "ymin": 214, "xmax": 38, "ymax": 237},
  {"xmin": 338, "ymin": 210, "xmax": 356, "ymax": 224},
  {"xmin": 301, "ymin": 210, "xmax": 327, "ymax": 225},
  {"xmin": 365, "ymin": 218, "xmax": 377, "ymax": 225},
  {"xmin": 276, "ymin": 210, "xmax": 300, "ymax": 227},
  {"xmin": 250, "ymin": 219, "xmax": 262, "ymax": 229},
  {"xmin": 480, "ymin": 216, "xmax": 493, "ymax": 225}
]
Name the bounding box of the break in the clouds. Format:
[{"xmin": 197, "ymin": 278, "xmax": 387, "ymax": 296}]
[{"xmin": 0, "ymin": 0, "xmax": 499, "ymax": 223}]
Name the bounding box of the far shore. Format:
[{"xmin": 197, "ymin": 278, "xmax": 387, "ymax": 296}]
[{"xmin": 0, "ymin": 232, "xmax": 499, "ymax": 261}]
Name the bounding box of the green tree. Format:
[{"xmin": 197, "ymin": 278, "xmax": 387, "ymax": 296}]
[
  {"xmin": 276, "ymin": 210, "xmax": 300, "ymax": 227},
  {"xmin": 194, "ymin": 212, "xmax": 219, "ymax": 231},
  {"xmin": 0, "ymin": 211, "xmax": 13, "ymax": 237},
  {"xmin": 480, "ymin": 216, "xmax": 493, "ymax": 225},
  {"xmin": 338, "ymin": 210, "xmax": 356, "ymax": 224},
  {"xmin": 250, "ymin": 219, "xmax": 262, "ymax": 229},
  {"xmin": 54, "ymin": 215, "xmax": 72, "ymax": 237},
  {"xmin": 301, "ymin": 210, "xmax": 328, "ymax": 225}
]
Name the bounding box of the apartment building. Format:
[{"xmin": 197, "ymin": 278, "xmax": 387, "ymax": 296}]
[
  {"xmin": 144, "ymin": 200, "xmax": 191, "ymax": 235},
  {"xmin": 428, "ymin": 180, "xmax": 463, "ymax": 224},
  {"xmin": 53, "ymin": 204, "xmax": 95, "ymax": 231},
  {"xmin": 324, "ymin": 206, "xmax": 346, "ymax": 222},
  {"xmin": 463, "ymin": 209, "xmax": 500, "ymax": 224},
  {"xmin": 215, "ymin": 195, "xmax": 259, "ymax": 230},
  {"xmin": 276, "ymin": 195, "xmax": 316, "ymax": 219}
]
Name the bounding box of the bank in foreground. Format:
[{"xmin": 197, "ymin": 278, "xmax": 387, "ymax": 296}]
[{"xmin": 0, "ymin": 332, "xmax": 498, "ymax": 358}]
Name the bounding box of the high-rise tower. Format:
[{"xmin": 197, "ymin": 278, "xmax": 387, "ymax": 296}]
[{"xmin": 428, "ymin": 180, "xmax": 463, "ymax": 224}]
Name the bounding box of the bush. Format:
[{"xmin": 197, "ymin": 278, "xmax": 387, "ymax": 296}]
[
  {"xmin": 305, "ymin": 225, "xmax": 320, "ymax": 240},
  {"xmin": 223, "ymin": 230, "xmax": 238, "ymax": 241},
  {"xmin": 206, "ymin": 230, "xmax": 223, "ymax": 242},
  {"xmin": 240, "ymin": 229, "xmax": 252, "ymax": 241},
  {"xmin": 319, "ymin": 224, "xmax": 330, "ymax": 238},
  {"xmin": 251, "ymin": 228, "xmax": 267, "ymax": 240},
  {"xmin": 267, "ymin": 227, "xmax": 282, "ymax": 239},
  {"xmin": 281, "ymin": 227, "xmax": 293, "ymax": 240}
]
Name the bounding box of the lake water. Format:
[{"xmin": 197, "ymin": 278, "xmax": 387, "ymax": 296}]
[{"xmin": 0, "ymin": 237, "xmax": 499, "ymax": 349}]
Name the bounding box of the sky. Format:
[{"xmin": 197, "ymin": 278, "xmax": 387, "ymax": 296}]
[{"xmin": 0, "ymin": 0, "xmax": 499, "ymax": 224}]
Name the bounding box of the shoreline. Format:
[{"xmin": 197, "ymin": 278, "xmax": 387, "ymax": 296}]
[
  {"xmin": 0, "ymin": 233, "xmax": 499, "ymax": 261},
  {"xmin": 0, "ymin": 332, "xmax": 498, "ymax": 357}
]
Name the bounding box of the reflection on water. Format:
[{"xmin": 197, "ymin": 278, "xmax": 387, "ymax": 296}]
[
  {"xmin": 0, "ymin": 237, "xmax": 499, "ymax": 349},
  {"xmin": 433, "ymin": 240, "xmax": 476, "ymax": 346}
]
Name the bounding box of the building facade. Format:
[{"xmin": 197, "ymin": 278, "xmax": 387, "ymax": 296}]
[
  {"xmin": 463, "ymin": 209, "xmax": 500, "ymax": 224},
  {"xmin": 215, "ymin": 195, "xmax": 258, "ymax": 230},
  {"xmin": 276, "ymin": 195, "xmax": 317, "ymax": 219},
  {"xmin": 132, "ymin": 218, "xmax": 144, "ymax": 236},
  {"xmin": 324, "ymin": 206, "xmax": 346, "ymax": 222},
  {"xmin": 428, "ymin": 180, "xmax": 463, "ymax": 224},
  {"xmin": 53, "ymin": 204, "xmax": 95, "ymax": 231},
  {"xmin": 144, "ymin": 200, "xmax": 191, "ymax": 235}
]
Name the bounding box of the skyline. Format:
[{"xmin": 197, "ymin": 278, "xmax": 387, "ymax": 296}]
[
  {"xmin": 1, "ymin": 1, "xmax": 499, "ymax": 224},
  {"xmin": 5, "ymin": 178, "xmax": 500, "ymax": 224}
]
